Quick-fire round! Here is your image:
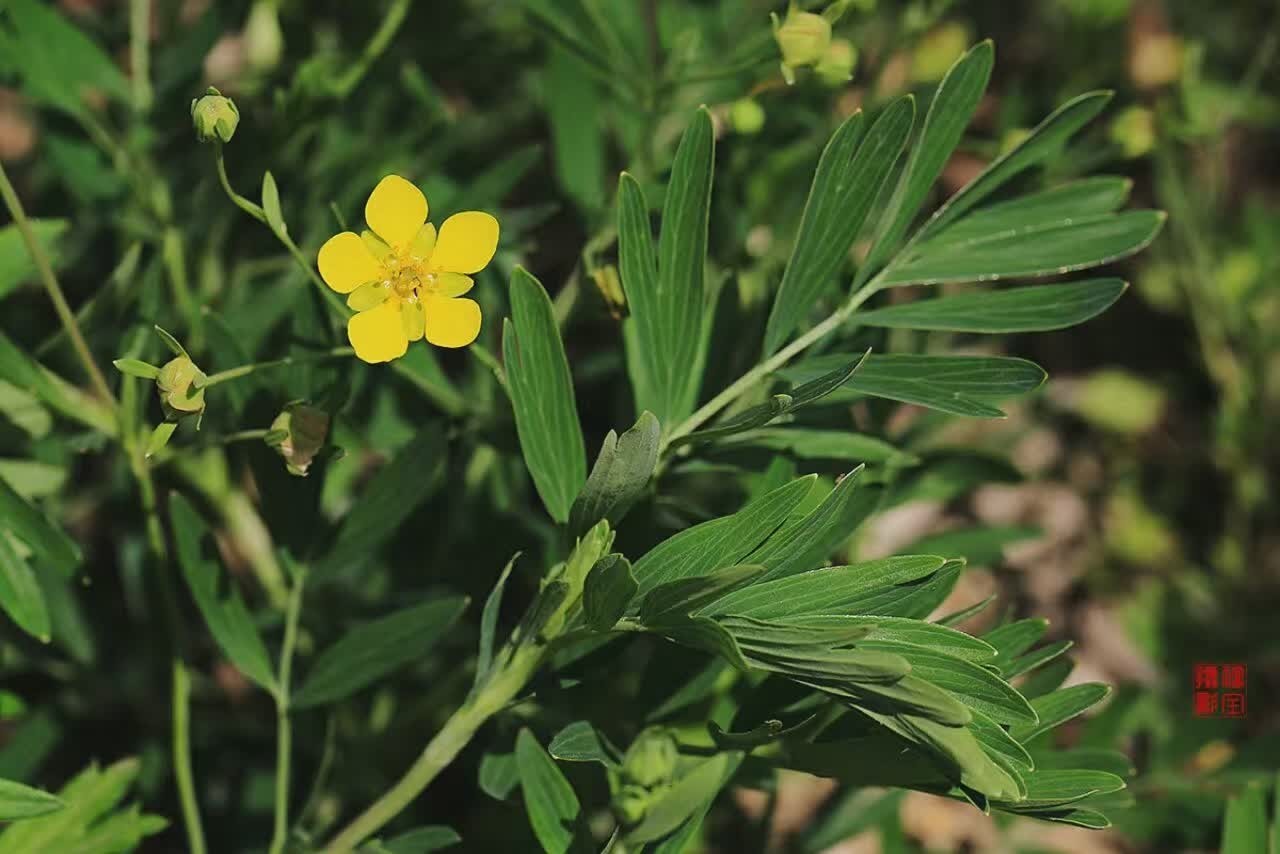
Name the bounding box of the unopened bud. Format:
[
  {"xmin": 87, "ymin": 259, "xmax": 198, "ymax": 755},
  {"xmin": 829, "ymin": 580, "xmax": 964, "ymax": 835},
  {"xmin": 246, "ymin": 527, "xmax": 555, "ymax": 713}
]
[
  {"xmin": 815, "ymin": 38, "xmax": 857, "ymax": 86},
  {"xmin": 157, "ymin": 356, "xmax": 207, "ymax": 419},
  {"xmin": 772, "ymin": 4, "xmax": 832, "ymax": 84},
  {"xmin": 730, "ymin": 98, "xmax": 766, "ymax": 135},
  {"xmin": 191, "ymin": 87, "xmax": 240, "ymax": 144},
  {"xmin": 245, "ymin": 1, "xmax": 284, "ymax": 73},
  {"xmin": 621, "ymin": 729, "xmax": 678, "ymax": 790},
  {"xmin": 268, "ymin": 403, "xmax": 330, "ymax": 477}
]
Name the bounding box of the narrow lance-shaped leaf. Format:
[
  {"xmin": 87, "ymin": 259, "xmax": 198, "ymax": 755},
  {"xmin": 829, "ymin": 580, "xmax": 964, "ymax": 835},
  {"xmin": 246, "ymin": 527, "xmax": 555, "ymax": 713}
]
[
  {"xmin": 1010, "ymin": 683, "xmax": 1110, "ymax": 743},
  {"xmin": 170, "ymin": 494, "xmax": 276, "ymax": 693},
  {"xmin": 582, "ymin": 554, "xmax": 637, "ymax": 632},
  {"xmin": 503, "ymin": 268, "xmax": 587, "ymax": 523},
  {"xmin": 880, "ymin": 211, "xmax": 1166, "ymax": 287},
  {"xmin": 858, "ymin": 41, "xmax": 994, "ymax": 284},
  {"xmin": 918, "ymin": 90, "xmax": 1114, "ymax": 239},
  {"xmin": 857, "ymin": 279, "xmax": 1128, "ymax": 333},
  {"xmin": 293, "ymin": 595, "xmax": 468, "ymax": 708},
  {"xmin": 515, "ymin": 729, "xmax": 581, "ymax": 854},
  {"xmin": 655, "ymin": 107, "xmax": 715, "ymax": 421},
  {"xmin": 474, "ymin": 554, "xmax": 519, "ymax": 689},
  {"xmin": 640, "ymin": 564, "xmax": 765, "ymax": 624},
  {"xmin": 0, "ymin": 477, "xmax": 79, "ymax": 577},
  {"xmin": 765, "ymin": 96, "xmax": 914, "ymax": 354},
  {"xmin": 0, "ymin": 778, "xmax": 63, "ymax": 821}
]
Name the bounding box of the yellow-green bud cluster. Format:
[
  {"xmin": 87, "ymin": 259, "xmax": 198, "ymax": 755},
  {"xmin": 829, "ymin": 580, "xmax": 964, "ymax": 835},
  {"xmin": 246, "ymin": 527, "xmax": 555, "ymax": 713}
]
[
  {"xmin": 611, "ymin": 729, "xmax": 678, "ymax": 826},
  {"xmin": 772, "ymin": 4, "xmax": 832, "ymax": 85},
  {"xmin": 157, "ymin": 356, "xmax": 207, "ymax": 420}
]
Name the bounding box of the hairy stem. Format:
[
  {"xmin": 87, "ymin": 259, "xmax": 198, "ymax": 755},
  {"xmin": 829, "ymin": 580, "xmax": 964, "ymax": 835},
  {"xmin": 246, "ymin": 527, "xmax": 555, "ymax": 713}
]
[{"xmin": 0, "ymin": 161, "xmax": 116, "ymax": 406}]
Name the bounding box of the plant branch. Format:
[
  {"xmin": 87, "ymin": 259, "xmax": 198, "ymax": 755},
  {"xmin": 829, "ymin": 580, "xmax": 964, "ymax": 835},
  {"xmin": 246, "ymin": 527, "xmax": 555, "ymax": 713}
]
[
  {"xmin": 0, "ymin": 161, "xmax": 117, "ymax": 406},
  {"xmin": 172, "ymin": 660, "xmax": 207, "ymax": 854},
  {"xmin": 331, "ymin": 0, "xmax": 413, "ymax": 98},
  {"xmin": 197, "ymin": 347, "xmax": 354, "ymax": 389}
]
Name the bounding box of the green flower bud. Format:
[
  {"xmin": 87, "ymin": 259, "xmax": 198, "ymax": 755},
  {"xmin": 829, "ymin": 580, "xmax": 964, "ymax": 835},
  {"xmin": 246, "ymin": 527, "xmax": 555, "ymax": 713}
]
[
  {"xmin": 730, "ymin": 98, "xmax": 766, "ymax": 135},
  {"xmin": 772, "ymin": 3, "xmax": 832, "ymax": 84},
  {"xmin": 157, "ymin": 356, "xmax": 207, "ymax": 420},
  {"xmin": 611, "ymin": 783, "xmax": 652, "ymax": 826},
  {"xmin": 1109, "ymin": 105, "xmax": 1155, "ymax": 159},
  {"xmin": 814, "ymin": 38, "xmax": 857, "ymax": 86},
  {"xmin": 191, "ymin": 87, "xmax": 240, "ymax": 144},
  {"xmin": 911, "ymin": 23, "xmax": 970, "ymax": 83},
  {"xmin": 621, "ymin": 729, "xmax": 678, "ymax": 790},
  {"xmin": 268, "ymin": 403, "xmax": 331, "ymax": 477}
]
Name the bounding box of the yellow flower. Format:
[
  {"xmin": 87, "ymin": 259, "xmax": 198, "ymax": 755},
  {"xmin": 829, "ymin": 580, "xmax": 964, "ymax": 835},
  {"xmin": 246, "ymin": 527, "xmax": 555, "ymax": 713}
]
[{"xmin": 318, "ymin": 175, "xmax": 499, "ymax": 363}]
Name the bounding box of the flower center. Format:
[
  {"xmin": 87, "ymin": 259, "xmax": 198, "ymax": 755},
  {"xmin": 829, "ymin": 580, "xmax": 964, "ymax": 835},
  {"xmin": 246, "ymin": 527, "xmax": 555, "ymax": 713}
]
[{"xmin": 385, "ymin": 256, "xmax": 440, "ymax": 301}]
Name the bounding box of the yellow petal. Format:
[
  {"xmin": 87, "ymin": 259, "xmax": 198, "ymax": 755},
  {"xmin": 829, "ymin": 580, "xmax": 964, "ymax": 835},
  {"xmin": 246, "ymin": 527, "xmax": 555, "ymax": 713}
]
[
  {"xmin": 423, "ymin": 295, "xmax": 482, "ymax": 348},
  {"xmin": 347, "ymin": 300, "xmax": 409, "ymax": 363},
  {"xmin": 432, "ymin": 272, "xmax": 473, "ymax": 298},
  {"xmin": 402, "ymin": 299, "xmax": 425, "ymax": 341},
  {"xmin": 409, "ymin": 223, "xmax": 437, "ymax": 260},
  {"xmin": 318, "ymin": 232, "xmax": 382, "ymax": 294},
  {"xmin": 430, "ymin": 211, "xmax": 499, "ymax": 274},
  {"xmin": 365, "ymin": 175, "xmax": 428, "ymax": 250}
]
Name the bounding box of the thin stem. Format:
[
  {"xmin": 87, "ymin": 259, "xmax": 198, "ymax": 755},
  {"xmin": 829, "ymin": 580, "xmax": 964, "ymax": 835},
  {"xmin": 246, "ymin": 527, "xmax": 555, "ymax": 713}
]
[
  {"xmin": 469, "ymin": 342, "xmax": 507, "ymax": 390},
  {"xmin": 270, "ymin": 571, "xmax": 307, "ymax": 854},
  {"xmin": 172, "ymin": 660, "xmax": 208, "ymax": 854},
  {"xmin": 215, "ymin": 146, "xmax": 268, "ymax": 223},
  {"xmin": 661, "ymin": 281, "xmax": 880, "ymax": 451},
  {"xmin": 198, "ymin": 347, "xmax": 354, "ymax": 388},
  {"xmin": 321, "ymin": 644, "xmax": 543, "ymax": 853},
  {"xmin": 331, "ymin": 0, "xmax": 413, "ymax": 98},
  {"xmin": 0, "ymin": 160, "xmax": 116, "ymax": 406},
  {"xmin": 129, "ymin": 0, "xmax": 153, "ymax": 112}
]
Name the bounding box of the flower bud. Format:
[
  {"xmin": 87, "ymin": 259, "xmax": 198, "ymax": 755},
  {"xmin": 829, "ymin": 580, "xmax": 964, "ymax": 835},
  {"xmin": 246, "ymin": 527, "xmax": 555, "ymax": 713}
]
[
  {"xmin": 611, "ymin": 783, "xmax": 653, "ymax": 826},
  {"xmin": 621, "ymin": 729, "xmax": 678, "ymax": 790},
  {"xmin": 772, "ymin": 4, "xmax": 832, "ymax": 84},
  {"xmin": 815, "ymin": 38, "xmax": 857, "ymax": 86},
  {"xmin": 268, "ymin": 403, "xmax": 330, "ymax": 477},
  {"xmin": 191, "ymin": 87, "xmax": 240, "ymax": 144},
  {"xmin": 730, "ymin": 98, "xmax": 766, "ymax": 135},
  {"xmin": 157, "ymin": 356, "xmax": 207, "ymax": 420},
  {"xmin": 1109, "ymin": 105, "xmax": 1155, "ymax": 159}
]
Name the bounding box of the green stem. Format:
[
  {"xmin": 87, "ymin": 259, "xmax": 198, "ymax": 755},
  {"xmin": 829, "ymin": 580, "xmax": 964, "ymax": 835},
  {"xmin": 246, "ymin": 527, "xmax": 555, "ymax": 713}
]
[
  {"xmin": 469, "ymin": 342, "xmax": 507, "ymax": 390},
  {"xmin": 198, "ymin": 347, "xmax": 354, "ymax": 388},
  {"xmin": 0, "ymin": 160, "xmax": 116, "ymax": 406},
  {"xmin": 172, "ymin": 660, "xmax": 208, "ymax": 854},
  {"xmin": 163, "ymin": 227, "xmax": 201, "ymax": 348},
  {"xmin": 270, "ymin": 570, "xmax": 306, "ymax": 854},
  {"xmin": 331, "ymin": 0, "xmax": 413, "ymax": 98},
  {"xmin": 215, "ymin": 146, "xmax": 269, "ymax": 223},
  {"xmin": 129, "ymin": 0, "xmax": 153, "ymax": 112},
  {"xmin": 661, "ymin": 281, "xmax": 880, "ymax": 451},
  {"xmin": 320, "ymin": 643, "xmax": 543, "ymax": 854}
]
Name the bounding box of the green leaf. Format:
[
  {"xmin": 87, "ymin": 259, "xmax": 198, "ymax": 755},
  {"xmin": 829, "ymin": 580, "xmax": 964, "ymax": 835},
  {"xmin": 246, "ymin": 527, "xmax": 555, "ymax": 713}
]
[
  {"xmin": 858, "ymin": 279, "xmax": 1127, "ymax": 333},
  {"xmin": 627, "ymin": 753, "xmax": 735, "ymax": 843},
  {"xmin": 0, "ymin": 477, "xmax": 79, "ymax": 577},
  {"xmin": 786, "ymin": 353, "xmax": 1046, "ymax": 418},
  {"xmin": 294, "ymin": 595, "xmax": 467, "ymax": 708},
  {"xmin": 0, "ymin": 0, "xmax": 130, "ymax": 117},
  {"xmin": 546, "ymin": 48, "xmax": 605, "ymax": 212},
  {"xmin": 478, "ymin": 751, "xmax": 519, "ymax": 801},
  {"xmin": 475, "ymin": 555, "xmax": 519, "ymax": 688},
  {"xmin": 716, "ymin": 428, "xmax": 916, "ymax": 464},
  {"xmin": 641, "ymin": 565, "xmax": 765, "ymax": 624},
  {"xmin": 916, "ymin": 177, "xmax": 1133, "ymax": 250},
  {"xmin": 783, "ymin": 615, "xmax": 996, "ymax": 662},
  {"xmin": 153, "ymin": 324, "xmax": 188, "ymax": 358},
  {"xmin": 1010, "ymin": 683, "xmax": 1110, "ymax": 743},
  {"xmin": 654, "ymin": 615, "xmax": 750, "ymax": 672},
  {"xmin": 111, "ymin": 358, "xmax": 161, "ymax": 380},
  {"xmin": 1027, "ymin": 807, "xmax": 1111, "ymax": 829},
  {"xmin": 313, "ymin": 426, "xmax": 446, "ymax": 581},
  {"xmin": 881, "ymin": 211, "xmax": 1165, "ymax": 287},
  {"xmin": 748, "ymin": 468, "xmax": 881, "ymax": 583},
  {"xmin": 144, "ymin": 421, "xmax": 176, "ymax": 459},
  {"xmin": 569, "ymin": 411, "xmax": 659, "ymax": 536},
  {"xmin": 582, "ymin": 554, "xmax": 637, "ymax": 632},
  {"xmin": 362, "ymin": 825, "xmax": 461, "ymax": 853},
  {"xmin": 503, "ymin": 268, "xmax": 587, "ymax": 523},
  {"xmin": 0, "ymin": 220, "xmax": 67, "ymax": 301},
  {"xmin": 859, "ymin": 640, "xmax": 1037, "ymax": 725},
  {"xmin": 548, "ymin": 721, "xmax": 619, "ymax": 767},
  {"xmin": 515, "ymin": 729, "xmax": 581, "ymax": 854},
  {"xmin": 0, "ymin": 778, "xmax": 63, "ymax": 821},
  {"xmin": 672, "ymin": 353, "xmax": 870, "ymax": 447},
  {"xmin": 743, "ymin": 644, "xmax": 911, "ymax": 685},
  {"xmin": 1218, "ymin": 788, "xmax": 1269, "ymax": 854},
  {"xmin": 918, "ymin": 91, "xmax": 1114, "ymax": 239},
  {"xmin": 618, "ymin": 109, "xmax": 715, "ymax": 425},
  {"xmin": 1002, "ymin": 640, "xmax": 1072, "ymax": 679},
  {"xmin": 0, "ymin": 533, "xmax": 50, "ymax": 642},
  {"xmin": 0, "ymin": 331, "xmax": 114, "ymax": 435},
  {"xmin": 630, "ymin": 475, "xmax": 816, "ymax": 600},
  {"xmin": 859, "ymin": 42, "xmax": 994, "ymax": 282},
  {"xmin": 851, "ymin": 560, "xmax": 963, "ymax": 619},
  {"xmin": 262, "ymin": 172, "xmax": 286, "ymax": 234},
  {"xmin": 1009, "ymin": 769, "xmax": 1126, "ymax": 809},
  {"xmin": 983, "ymin": 618, "xmax": 1049, "ymax": 660},
  {"xmin": 765, "ymin": 97, "xmax": 915, "ymax": 353},
  {"xmin": 0, "ymin": 758, "xmax": 165, "ymax": 853},
  {"xmin": 700, "ymin": 555, "xmax": 947, "ymax": 619},
  {"xmin": 170, "ymin": 494, "xmax": 276, "ymax": 693}
]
